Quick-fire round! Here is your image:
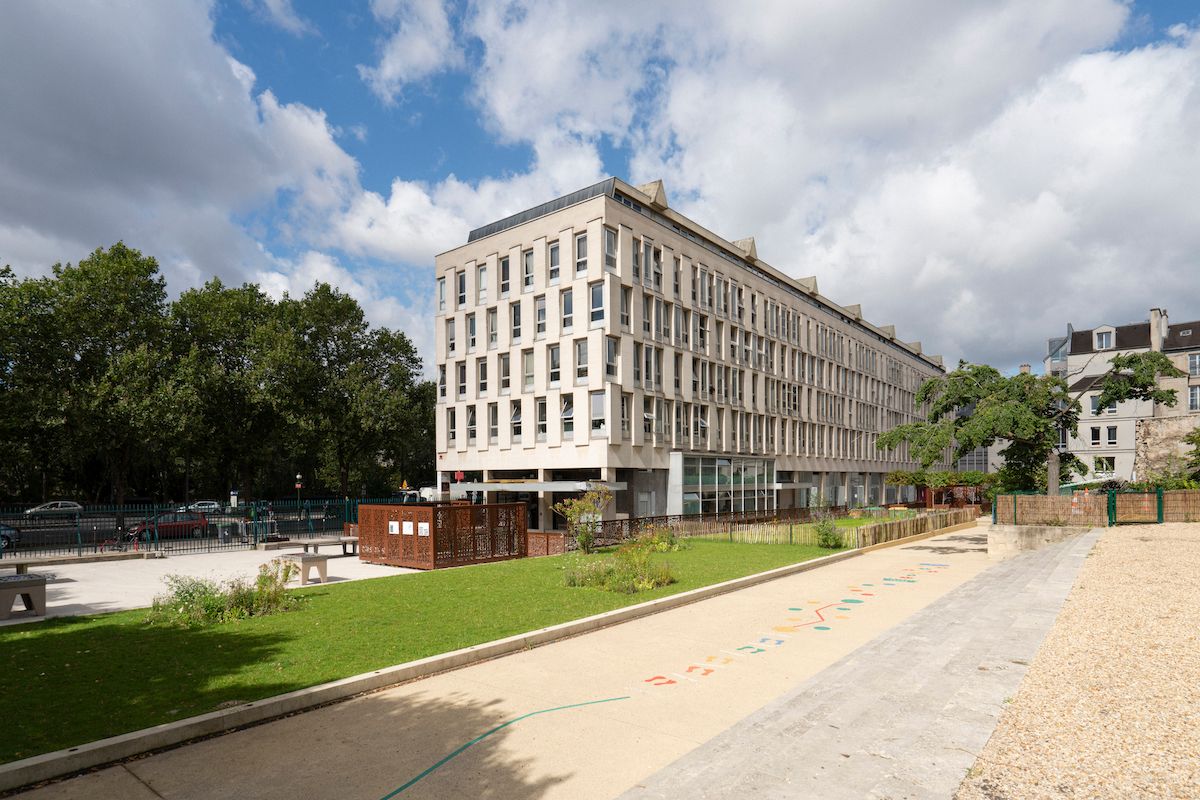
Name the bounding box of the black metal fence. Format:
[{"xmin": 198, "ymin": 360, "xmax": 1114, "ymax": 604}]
[{"xmin": 0, "ymin": 497, "xmax": 415, "ymax": 559}]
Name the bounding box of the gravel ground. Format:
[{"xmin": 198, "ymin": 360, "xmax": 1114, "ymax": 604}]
[{"xmin": 956, "ymin": 523, "xmax": 1200, "ymax": 800}]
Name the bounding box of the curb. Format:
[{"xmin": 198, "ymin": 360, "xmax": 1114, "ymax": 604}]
[{"xmin": 0, "ymin": 521, "xmax": 971, "ymax": 792}]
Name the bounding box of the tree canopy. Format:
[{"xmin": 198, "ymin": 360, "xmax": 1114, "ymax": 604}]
[{"xmin": 0, "ymin": 243, "xmax": 435, "ymax": 503}]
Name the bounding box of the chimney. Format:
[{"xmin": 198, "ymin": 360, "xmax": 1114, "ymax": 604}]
[
  {"xmin": 1149, "ymin": 307, "xmax": 1168, "ymax": 351},
  {"xmin": 1019, "ymin": 364, "xmax": 1031, "ymax": 374}
]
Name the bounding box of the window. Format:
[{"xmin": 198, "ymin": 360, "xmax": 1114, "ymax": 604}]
[
  {"xmin": 511, "ymin": 400, "xmax": 523, "ymax": 442},
  {"xmin": 620, "ymin": 393, "xmax": 631, "ymax": 437},
  {"xmin": 536, "ymin": 397, "xmax": 547, "ymax": 441},
  {"xmin": 535, "ymin": 295, "xmax": 547, "ymax": 336},
  {"xmin": 642, "ymin": 294, "xmax": 652, "ymax": 335},
  {"xmin": 1190, "ymin": 385, "xmax": 1200, "ymax": 412},
  {"xmin": 500, "ymin": 256, "xmax": 510, "ymax": 296},
  {"xmin": 561, "ymin": 394, "xmax": 575, "ymax": 439},
  {"xmin": 1091, "ymin": 395, "xmax": 1116, "ymax": 415},
  {"xmin": 487, "ymin": 308, "xmax": 497, "ymax": 347},
  {"xmin": 447, "ymin": 407, "xmax": 456, "ymax": 443},
  {"xmin": 548, "ymin": 344, "xmax": 561, "ymax": 384},
  {"xmin": 575, "ymin": 232, "xmax": 587, "ymax": 274},
  {"xmin": 522, "ymin": 249, "xmax": 534, "ymax": 290},
  {"xmin": 1095, "ymin": 331, "xmax": 1112, "ymax": 349},
  {"xmin": 499, "ymin": 353, "xmax": 511, "ymax": 392},
  {"xmin": 1190, "ymin": 353, "xmax": 1200, "ymax": 377},
  {"xmin": 466, "ymin": 313, "xmax": 476, "ymax": 351},
  {"xmin": 575, "ymin": 339, "xmax": 588, "ymax": 382},
  {"xmin": 437, "ymin": 365, "xmax": 446, "ymax": 400},
  {"xmin": 466, "ymin": 405, "xmax": 477, "ymax": 443},
  {"xmin": 456, "ymin": 271, "xmax": 466, "ymax": 307},
  {"xmin": 488, "ymin": 403, "xmax": 498, "ymax": 443},
  {"xmin": 561, "ymin": 288, "xmax": 573, "ymax": 330},
  {"xmin": 643, "ymin": 396, "xmax": 653, "ymax": 435},
  {"xmin": 619, "ymin": 287, "xmax": 631, "ymax": 327},
  {"xmin": 1094, "ymin": 456, "xmax": 1115, "ymax": 476},
  {"xmin": 1091, "ymin": 426, "xmax": 1101, "ymax": 446},
  {"xmin": 652, "ymin": 249, "xmax": 662, "ymax": 291},
  {"xmin": 605, "ymin": 336, "xmax": 618, "ymax": 378},
  {"xmin": 632, "ymin": 239, "xmax": 641, "ymax": 281},
  {"xmin": 604, "ymin": 227, "xmax": 617, "ymax": 270},
  {"xmin": 589, "ymin": 282, "xmax": 604, "ymax": 323},
  {"xmin": 456, "ymin": 361, "xmax": 467, "ymax": 398},
  {"xmin": 1107, "ymin": 425, "xmax": 1117, "ymax": 446},
  {"xmin": 590, "ymin": 390, "xmax": 606, "ymax": 434},
  {"xmin": 437, "ymin": 277, "xmax": 446, "ymax": 312},
  {"xmin": 446, "ymin": 318, "xmax": 456, "ymax": 355},
  {"xmin": 477, "ymin": 266, "xmax": 487, "ymax": 303},
  {"xmin": 522, "ymin": 349, "xmax": 534, "ymax": 390},
  {"xmin": 477, "ymin": 357, "xmax": 488, "ymax": 394},
  {"xmin": 673, "ymin": 257, "xmax": 681, "ymax": 296},
  {"xmin": 549, "ymin": 243, "xmax": 560, "ymax": 283},
  {"xmin": 511, "ymin": 301, "xmax": 522, "ymax": 341}
]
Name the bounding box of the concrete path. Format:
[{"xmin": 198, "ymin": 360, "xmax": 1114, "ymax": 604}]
[
  {"xmin": 0, "ymin": 549, "xmax": 415, "ymax": 625},
  {"xmin": 622, "ymin": 528, "xmax": 1103, "ymax": 799},
  {"xmin": 14, "ymin": 523, "xmax": 1068, "ymax": 800}
]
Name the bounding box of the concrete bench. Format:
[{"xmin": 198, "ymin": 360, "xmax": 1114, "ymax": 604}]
[
  {"xmin": 280, "ymin": 553, "xmax": 329, "ymax": 586},
  {"xmin": 339, "ymin": 536, "xmax": 358, "ymax": 555},
  {"xmin": 0, "ymin": 573, "xmax": 47, "ymax": 620}
]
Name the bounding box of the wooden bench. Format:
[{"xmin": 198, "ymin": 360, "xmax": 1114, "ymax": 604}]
[
  {"xmin": 280, "ymin": 553, "xmax": 329, "ymax": 585},
  {"xmin": 0, "ymin": 573, "xmax": 47, "ymax": 620}
]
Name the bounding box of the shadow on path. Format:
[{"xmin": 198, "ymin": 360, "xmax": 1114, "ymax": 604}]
[{"xmin": 902, "ymin": 533, "xmax": 987, "ymax": 555}]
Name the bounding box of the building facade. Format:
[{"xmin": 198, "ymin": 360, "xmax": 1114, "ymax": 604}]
[
  {"xmin": 434, "ymin": 178, "xmax": 946, "ymax": 529},
  {"xmin": 1044, "ymin": 308, "xmax": 1200, "ymax": 482}
]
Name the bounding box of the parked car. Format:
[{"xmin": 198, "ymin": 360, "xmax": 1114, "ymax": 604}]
[
  {"xmin": 23, "ymin": 500, "xmax": 83, "ymax": 517},
  {"xmin": 0, "ymin": 522, "xmax": 20, "ymax": 552},
  {"xmin": 128, "ymin": 511, "xmax": 209, "ymax": 540},
  {"xmin": 175, "ymin": 500, "xmax": 222, "ymax": 514}
]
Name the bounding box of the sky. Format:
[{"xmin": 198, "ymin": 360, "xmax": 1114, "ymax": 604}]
[{"xmin": 2, "ymin": 0, "xmax": 1199, "ymax": 377}]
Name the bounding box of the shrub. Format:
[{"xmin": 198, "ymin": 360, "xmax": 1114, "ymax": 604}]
[
  {"xmin": 815, "ymin": 519, "xmax": 843, "ymax": 549},
  {"xmin": 145, "ymin": 558, "xmax": 301, "ymax": 627},
  {"xmin": 634, "ymin": 526, "xmax": 686, "ymax": 553},
  {"xmin": 554, "ymin": 485, "xmax": 614, "ymax": 555},
  {"xmin": 563, "ymin": 538, "xmax": 677, "ymax": 594}
]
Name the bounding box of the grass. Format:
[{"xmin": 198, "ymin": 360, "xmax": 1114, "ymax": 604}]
[{"xmin": 0, "ymin": 540, "xmax": 833, "ymax": 764}]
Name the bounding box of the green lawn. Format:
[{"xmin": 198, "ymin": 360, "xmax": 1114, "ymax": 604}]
[{"xmin": 0, "ymin": 540, "xmax": 834, "ymax": 764}]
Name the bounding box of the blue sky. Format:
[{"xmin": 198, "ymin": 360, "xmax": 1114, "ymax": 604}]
[{"xmin": 2, "ymin": 1, "xmax": 1199, "ymax": 374}]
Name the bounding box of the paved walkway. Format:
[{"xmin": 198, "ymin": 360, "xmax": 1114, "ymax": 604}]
[
  {"xmin": 623, "ymin": 528, "xmax": 1102, "ymax": 799},
  {"xmin": 14, "ymin": 523, "xmax": 1093, "ymax": 800}
]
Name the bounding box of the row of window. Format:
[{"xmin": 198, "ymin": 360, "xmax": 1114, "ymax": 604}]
[{"xmin": 444, "ymin": 285, "xmax": 604, "ymax": 356}]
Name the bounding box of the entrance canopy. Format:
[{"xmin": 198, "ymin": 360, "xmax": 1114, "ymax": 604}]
[{"xmin": 456, "ymin": 481, "xmax": 627, "ymax": 493}]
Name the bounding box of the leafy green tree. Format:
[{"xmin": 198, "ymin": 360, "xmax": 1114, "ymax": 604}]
[{"xmin": 1184, "ymin": 428, "xmax": 1200, "ymax": 477}]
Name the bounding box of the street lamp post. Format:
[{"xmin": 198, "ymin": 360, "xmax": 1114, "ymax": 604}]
[{"xmin": 295, "ymin": 473, "xmax": 302, "ymax": 506}]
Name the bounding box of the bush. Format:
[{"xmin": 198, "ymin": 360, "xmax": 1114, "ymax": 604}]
[
  {"xmin": 563, "ymin": 539, "xmax": 677, "ymax": 594},
  {"xmin": 145, "ymin": 558, "xmax": 301, "ymax": 627},
  {"xmin": 634, "ymin": 526, "xmax": 686, "ymax": 553},
  {"xmin": 815, "ymin": 519, "xmax": 843, "ymax": 549}
]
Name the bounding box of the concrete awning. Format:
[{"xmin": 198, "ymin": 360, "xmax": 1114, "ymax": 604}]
[{"xmin": 457, "ymin": 481, "xmax": 627, "ymax": 493}]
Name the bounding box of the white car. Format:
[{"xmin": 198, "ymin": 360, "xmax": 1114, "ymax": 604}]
[
  {"xmin": 175, "ymin": 500, "xmax": 222, "ymax": 514},
  {"xmin": 23, "ymin": 500, "xmax": 83, "ymax": 517}
]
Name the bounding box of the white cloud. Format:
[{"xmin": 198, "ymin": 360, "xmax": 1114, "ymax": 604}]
[
  {"xmin": 253, "ymin": 0, "xmax": 316, "ymax": 36},
  {"xmin": 358, "ymin": 0, "xmax": 462, "ymax": 104}
]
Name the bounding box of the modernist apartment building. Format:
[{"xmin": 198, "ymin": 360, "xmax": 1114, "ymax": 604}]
[
  {"xmin": 1044, "ymin": 308, "xmax": 1200, "ymax": 482},
  {"xmin": 434, "ymin": 178, "xmax": 946, "ymax": 529}
]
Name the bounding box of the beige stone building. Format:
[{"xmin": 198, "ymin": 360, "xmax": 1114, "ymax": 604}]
[
  {"xmin": 434, "ymin": 178, "xmax": 946, "ymax": 529},
  {"xmin": 1044, "ymin": 307, "xmax": 1200, "ymax": 482}
]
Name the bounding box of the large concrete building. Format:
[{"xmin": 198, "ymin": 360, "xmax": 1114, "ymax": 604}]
[
  {"xmin": 434, "ymin": 178, "xmax": 946, "ymax": 529},
  {"xmin": 1044, "ymin": 308, "xmax": 1200, "ymax": 482}
]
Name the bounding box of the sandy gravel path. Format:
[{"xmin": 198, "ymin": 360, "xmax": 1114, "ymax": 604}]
[{"xmin": 957, "ymin": 522, "xmax": 1200, "ymax": 799}]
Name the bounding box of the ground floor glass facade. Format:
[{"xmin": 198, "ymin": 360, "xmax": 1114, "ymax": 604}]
[{"xmin": 681, "ymin": 455, "xmax": 776, "ymax": 515}]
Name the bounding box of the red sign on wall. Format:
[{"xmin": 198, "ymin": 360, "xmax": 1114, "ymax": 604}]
[{"xmin": 454, "ymin": 470, "xmax": 464, "ymax": 481}]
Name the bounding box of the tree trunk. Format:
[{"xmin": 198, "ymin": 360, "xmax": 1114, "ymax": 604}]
[{"xmin": 1047, "ymin": 449, "xmax": 1060, "ymax": 497}]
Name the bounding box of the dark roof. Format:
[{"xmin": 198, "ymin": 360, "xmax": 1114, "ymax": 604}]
[
  {"xmin": 1069, "ymin": 375, "xmax": 1104, "ymax": 393},
  {"xmin": 1069, "ymin": 322, "xmax": 1150, "ymax": 354},
  {"xmin": 1164, "ymin": 321, "xmax": 1200, "ymax": 352},
  {"xmin": 466, "ymin": 179, "xmax": 615, "ymax": 243}
]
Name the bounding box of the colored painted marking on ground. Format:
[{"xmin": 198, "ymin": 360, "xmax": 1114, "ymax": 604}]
[{"xmin": 381, "ymin": 696, "xmax": 631, "ymax": 797}]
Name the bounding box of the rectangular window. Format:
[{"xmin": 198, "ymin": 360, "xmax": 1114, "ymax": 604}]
[
  {"xmin": 561, "ymin": 288, "xmax": 573, "ymax": 331},
  {"xmin": 549, "ymin": 242, "xmax": 560, "ymax": 283},
  {"xmin": 605, "ymin": 336, "xmax": 618, "ymax": 378},
  {"xmin": 522, "ymin": 349, "xmax": 534, "ymax": 391},
  {"xmin": 488, "ymin": 402, "xmax": 498, "ymax": 443},
  {"xmin": 456, "ymin": 270, "xmax": 466, "ymax": 307},
  {"xmin": 536, "ymin": 397, "xmax": 547, "ymax": 441},
  {"xmin": 1091, "ymin": 426, "xmax": 1101, "ymax": 446},
  {"xmin": 642, "ymin": 294, "xmax": 652, "ymax": 335},
  {"xmin": 1096, "ymin": 331, "xmax": 1112, "ymax": 349},
  {"xmin": 499, "ymin": 256, "xmax": 510, "ymax": 297},
  {"xmin": 1107, "ymin": 425, "xmax": 1117, "ymax": 445},
  {"xmin": 1190, "ymin": 353, "xmax": 1200, "ymax": 377},
  {"xmin": 575, "ymin": 232, "xmax": 587, "ymax": 274},
  {"xmin": 437, "ymin": 277, "xmax": 446, "ymax": 312},
  {"xmin": 446, "ymin": 318, "xmax": 456, "ymax": 355},
  {"xmin": 510, "ymin": 301, "xmax": 521, "ymax": 341},
  {"xmin": 456, "ymin": 362, "xmax": 466, "ymax": 398},
  {"xmin": 548, "ymin": 344, "xmax": 561, "ymax": 384},
  {"xmin": 619, "ymin": 287, "xmax": 631, "ymax": 327},
  {"xmin": 604, "ymin": 227, "xmax": 617, "ymax": 270},
  {"xmin": 1090, "ymin": 395, "xmax": 1117, "ymax": 415},
  {"xmin": 535, "ymin": 295, "xmax": 546, "ymax": 336},
  {"xmin": 510, "ymin": 400, "xmax": 522, "ymax": 442},
  {"xmin": 575, "ymin": 339, "xmax": 588, "ymax": 382},
  {"xmin": 652, "ymin": 248, "xmax": 662, "ymax": 291},
  {"xmin": 499, "ymin": 353, "xmax": 511, "ymax": 392},
  {"xmin": 590, "ymin": 282, "xmax": 604, "ymax": 323},
  {"xmin": 466, "ymin": 405, "xmax": 477, "ymax": 443},
  {"xmin": 437, "ymin": 364, "xmax": 446, "ymax": 400},
  {"xmin": 1094, "ymin": 456, "xmax": 1115, "ymax": 475},
  {"xmin": 632, "ymin": 239, "xmax": 641, "ymax": 281},
  {"xmin": 620, "ymin": 393, "xmax": 631, "ymax": 438},
  {"xmin": 561, "ymin": 394, "xmax": 575, "ymax": 439},
  {"xmin": 477, "ymin": 357, "xmax": 488, "ymax": 394},
  {"xmin": 522, "ymin": 249, "xmax": 534, "ymax": 290},
  {"xmin": 487, "ymin": 308, "xmax": 497, "ymax": 347},
  {"xmin": 476, "ymin": 266, "xmax": 487, "ymax": 304},
  {"xmin": 590, "ymin": 390, "xmax": 606, "ymax": 433},
  {"xmin": 673, "ymin": 257, "xmax": 681, "ymax": 297},
  {"xmin": 447, "ymin": 407, "xmax": 456, "ymax": 443},
  {"xmin": 466, "ymin": 313, "xmax": 476, "ymax": 351},
  {"xmin": 1190, "ymin": 385, "xmax": 1200, "ymax": 411}
]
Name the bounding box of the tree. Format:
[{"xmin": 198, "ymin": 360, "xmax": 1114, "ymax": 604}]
[
  {"xmin": 1185, "ymin": 428, "xmax": 1200, "ymax": 477},
  {"xmin": 553, "ymin": 485, "xmax": 613, "ymax": 554},
  {"xmin": 877, "ymin": 354, "xmax": 1184, "ymax": 496}
]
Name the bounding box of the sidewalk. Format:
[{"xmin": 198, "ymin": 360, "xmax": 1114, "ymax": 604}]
[{"xmin": 16, "ymin": 522, "xmax": 1060, "ymax": 800}]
